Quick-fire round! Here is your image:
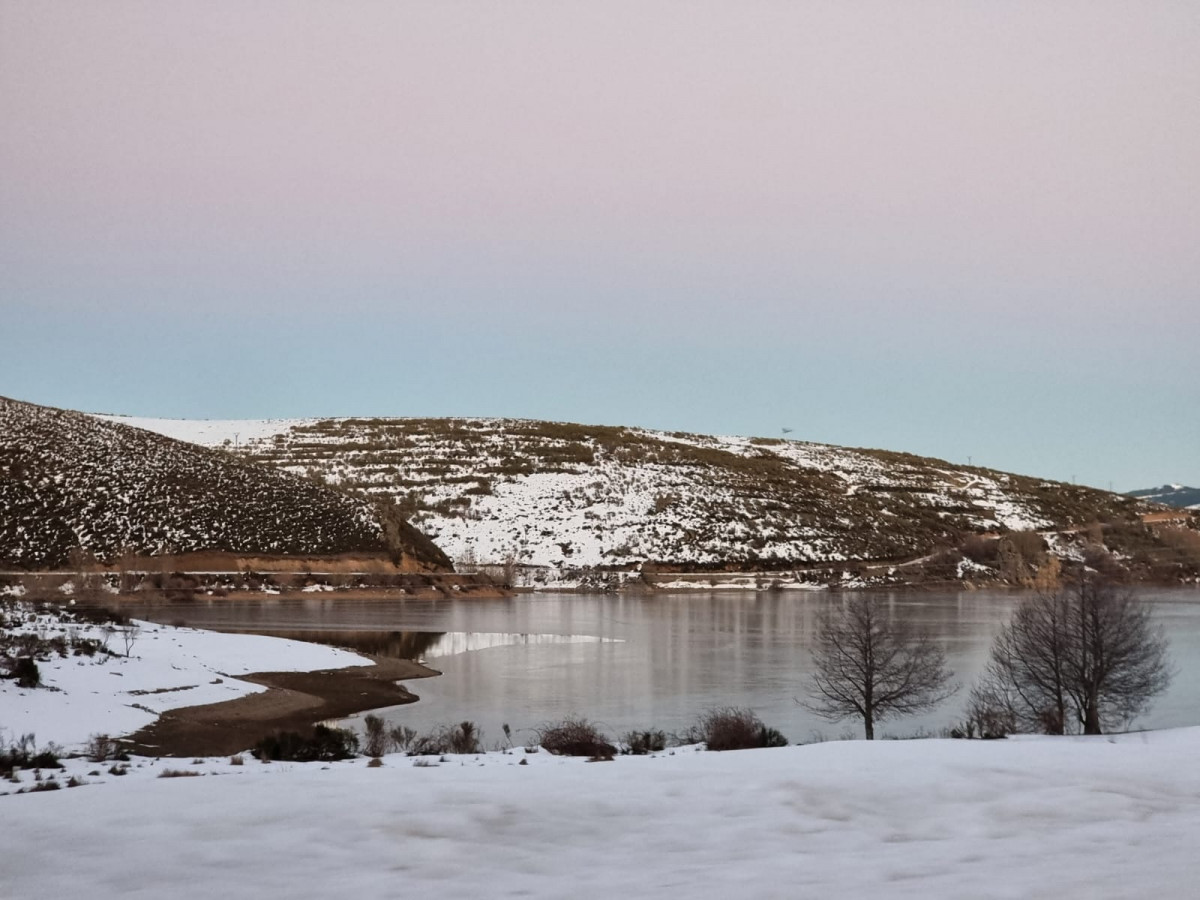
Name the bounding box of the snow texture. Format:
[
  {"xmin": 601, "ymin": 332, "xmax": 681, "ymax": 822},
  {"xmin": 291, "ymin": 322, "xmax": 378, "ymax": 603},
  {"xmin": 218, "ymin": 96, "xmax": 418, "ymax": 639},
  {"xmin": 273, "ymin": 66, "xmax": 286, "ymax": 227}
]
[
  {"xmin": 4, "ymin": 728, "xmax": 1200, "ymax": 899},
  {"xmin": 2, "ymin": 398, "xmax": 384, "ymax": 566},
  {"xmin": 0, "ymin": 610, "xmax": 366, "ymax": 752},
  {"xmin": 93, "ymin": 414, "xmax": 316, "ymax": 447},
  {"xmin": 104, "ymin": 415, "xmax": 1145, "ymax": 586}
]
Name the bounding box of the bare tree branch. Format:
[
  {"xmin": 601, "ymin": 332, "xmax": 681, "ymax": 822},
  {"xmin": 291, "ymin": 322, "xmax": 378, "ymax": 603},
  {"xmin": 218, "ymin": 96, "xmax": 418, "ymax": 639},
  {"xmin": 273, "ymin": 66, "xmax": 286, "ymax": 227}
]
[
  {"xmin": 970, "ymin": 575, "xmax": 1172, "ymax": 735},
  {"xmin": 803, "ymin": 595, "xmax": 956, "ymax": 739}
]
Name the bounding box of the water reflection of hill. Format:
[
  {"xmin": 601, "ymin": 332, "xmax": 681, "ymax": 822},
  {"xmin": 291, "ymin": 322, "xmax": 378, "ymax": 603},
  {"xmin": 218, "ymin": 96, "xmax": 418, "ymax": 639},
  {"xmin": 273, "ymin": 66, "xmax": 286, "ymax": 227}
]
[
  {"xmin": 249, "ymin": 629, "xmax": 618, "ymax": 662},
  {"xmin": 251, "ymin": 630, "xmax": 447, "ymax": 661},
  {"xmin": 417, "ymin": 632, "xmax": 616, "ymax": 659}
]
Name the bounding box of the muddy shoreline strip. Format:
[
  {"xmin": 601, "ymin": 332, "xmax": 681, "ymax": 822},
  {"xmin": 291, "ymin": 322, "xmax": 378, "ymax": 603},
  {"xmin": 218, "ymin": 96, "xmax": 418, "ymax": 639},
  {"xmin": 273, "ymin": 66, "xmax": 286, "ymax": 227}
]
[{"xmin": 126, "ymin": 655, "xmax": 439, "ymax": 758}]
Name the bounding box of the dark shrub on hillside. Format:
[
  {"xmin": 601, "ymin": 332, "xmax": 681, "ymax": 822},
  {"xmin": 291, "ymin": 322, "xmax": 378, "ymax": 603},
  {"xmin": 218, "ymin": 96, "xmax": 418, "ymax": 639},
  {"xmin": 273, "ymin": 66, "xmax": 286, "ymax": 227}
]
[
  {"xmin": 689, "ymin": 707, "xmax": 788, "ymax": 751},
  {"xmin": 252, "ymin": 725, "xmax": 360, "ymax": 762},
  {"xmin": 537, "ymin": 717, "xmax": 617, "ymax": 759},
  {"xmin": 960, "ymin": 533, "xmax": 999, "ymax": 565}
]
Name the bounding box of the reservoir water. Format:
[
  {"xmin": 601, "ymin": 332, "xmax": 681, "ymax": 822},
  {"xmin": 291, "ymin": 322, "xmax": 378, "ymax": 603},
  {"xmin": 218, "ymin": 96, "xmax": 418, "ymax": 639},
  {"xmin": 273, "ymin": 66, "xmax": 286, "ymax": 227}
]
[{"xmin": 124, "ymin": 587, "xmax": 1200, "ymax": 743}]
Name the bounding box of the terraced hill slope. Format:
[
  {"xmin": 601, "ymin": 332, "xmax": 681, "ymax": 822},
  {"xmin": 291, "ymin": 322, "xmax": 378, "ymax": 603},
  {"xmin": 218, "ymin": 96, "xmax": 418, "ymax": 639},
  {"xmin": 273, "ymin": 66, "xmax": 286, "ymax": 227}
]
[
  {"xmin": 0, "ymin": 398, "xmax": 449, "ymax": 571},
  {"xmin": 98, "ymin": 414, "xmax": 1195, "ymax": 586}
]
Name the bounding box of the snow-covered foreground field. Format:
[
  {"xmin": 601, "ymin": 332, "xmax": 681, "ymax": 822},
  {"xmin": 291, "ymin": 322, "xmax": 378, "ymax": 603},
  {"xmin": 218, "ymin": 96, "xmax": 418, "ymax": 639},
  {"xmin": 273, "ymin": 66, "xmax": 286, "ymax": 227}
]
[{"xmin": 5, "ymin": 730, "xmax": 1200, "ymax": 899}]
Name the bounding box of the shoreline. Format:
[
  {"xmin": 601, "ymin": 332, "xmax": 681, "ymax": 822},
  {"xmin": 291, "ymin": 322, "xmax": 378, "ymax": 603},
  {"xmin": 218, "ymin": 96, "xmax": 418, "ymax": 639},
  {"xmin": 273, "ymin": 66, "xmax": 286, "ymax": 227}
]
[{"xmin": 125, "ymin": 654, "xmax": 440, "ymax": 758}]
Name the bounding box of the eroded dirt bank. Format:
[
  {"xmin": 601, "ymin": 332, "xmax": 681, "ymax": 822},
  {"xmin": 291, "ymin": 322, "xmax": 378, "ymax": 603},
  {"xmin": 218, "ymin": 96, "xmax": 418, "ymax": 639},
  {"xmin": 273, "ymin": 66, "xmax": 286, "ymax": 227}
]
[{"xmin": 125, "ymin": 655, "xmax": 438, "ymax": 758}]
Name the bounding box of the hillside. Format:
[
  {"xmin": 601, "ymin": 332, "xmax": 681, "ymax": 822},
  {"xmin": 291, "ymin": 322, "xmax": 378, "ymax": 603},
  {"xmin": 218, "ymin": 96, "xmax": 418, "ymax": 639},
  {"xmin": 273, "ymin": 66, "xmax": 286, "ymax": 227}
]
[
  {"xmin": 96, "ymin": 414, "xmax": 1199, "ymax": 587},
  {"xmin": 1130, "ymin": 484, "xmax": 1200, "ymax": 510},
  {"xmin": 0, "ymin": 398, "xmax": 449, "ymax": 571}
]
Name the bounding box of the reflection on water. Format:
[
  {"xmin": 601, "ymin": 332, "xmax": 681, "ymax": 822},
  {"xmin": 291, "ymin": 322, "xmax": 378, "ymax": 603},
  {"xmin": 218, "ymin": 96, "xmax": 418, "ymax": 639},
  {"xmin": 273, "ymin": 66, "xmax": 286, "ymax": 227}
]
[
  {"xmin": 232, "ymin": 630, "xmax": 448, "ymax": 661},
  {"xmin": 197, "ymin": 627, "xmax": 620, "ymax": 663},
  {"xmin": 122, "ymin": 587, "xmax": 1200, "ymax": 743},
  {"xmin": 417, "ymin": 632, "xmax": 621, "ymax": 659}
]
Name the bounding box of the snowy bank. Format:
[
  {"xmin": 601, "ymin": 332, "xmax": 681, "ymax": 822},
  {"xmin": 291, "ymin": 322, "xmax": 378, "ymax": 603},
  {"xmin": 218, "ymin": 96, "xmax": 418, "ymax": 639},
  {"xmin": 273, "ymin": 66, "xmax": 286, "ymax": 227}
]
[
  {"xmin": 4, "ymin": 729, "xmax": 1200, "ymax": 898},
  {"xmin": 0, "ymin": 613, "xmax": 368, "ymax": 751}
]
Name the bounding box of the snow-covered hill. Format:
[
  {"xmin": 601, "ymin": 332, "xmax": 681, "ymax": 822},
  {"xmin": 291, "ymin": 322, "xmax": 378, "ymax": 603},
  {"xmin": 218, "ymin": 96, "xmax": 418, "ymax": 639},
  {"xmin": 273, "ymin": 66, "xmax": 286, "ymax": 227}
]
[
  {"xmin": 99, "ymin": 414, "xmax": 1179, "ymax": 584},
  {"xmin": 0, "ymin": 398, "xmax": 449, "ymax": 570},
  {"xmin": 1130, "ymin": 484, "xmax": 1200, "ymax": 510}
]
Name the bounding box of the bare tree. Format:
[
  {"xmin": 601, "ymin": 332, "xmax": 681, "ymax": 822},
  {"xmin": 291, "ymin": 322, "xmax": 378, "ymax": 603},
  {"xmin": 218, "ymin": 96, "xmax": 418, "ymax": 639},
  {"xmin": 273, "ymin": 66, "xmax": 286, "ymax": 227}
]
[
  {"xmin": 120, "ymin": 623, "xmax": 141, "ymax": 657},
  {"xmin": 971, "ymin": 575, "xmax": 1171, "ymax": 735},
  {"xmin": 803, "ymin": 595, "xmax": 956, "ymax": 739}
]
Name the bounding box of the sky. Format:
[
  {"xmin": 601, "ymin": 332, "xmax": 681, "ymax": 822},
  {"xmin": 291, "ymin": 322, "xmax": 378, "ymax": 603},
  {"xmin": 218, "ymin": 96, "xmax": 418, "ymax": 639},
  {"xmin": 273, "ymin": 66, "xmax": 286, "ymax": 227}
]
[{"xmin": 2, "ymin": 1, "xmax": 1197, "ymax": 491}]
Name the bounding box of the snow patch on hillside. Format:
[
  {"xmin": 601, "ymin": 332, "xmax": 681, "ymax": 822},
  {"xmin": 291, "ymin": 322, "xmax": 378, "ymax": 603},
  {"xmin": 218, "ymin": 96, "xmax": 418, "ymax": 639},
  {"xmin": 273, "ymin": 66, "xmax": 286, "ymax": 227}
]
[
  {"xmin": 93, "ymin": 414, "xmax": 316, "ymax": 447},
  {"xmin": 102, "ymin": 414, "xmax": 1140, "ymax": 578}
]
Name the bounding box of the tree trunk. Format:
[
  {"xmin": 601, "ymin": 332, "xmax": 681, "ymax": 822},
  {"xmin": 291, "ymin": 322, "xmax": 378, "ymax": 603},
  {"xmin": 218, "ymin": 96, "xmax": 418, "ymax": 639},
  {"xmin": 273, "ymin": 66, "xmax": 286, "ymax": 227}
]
[
  {"xmin": 1083, "ymin": 689, "xmax": 1102, "ymax": 735},
  {"xmin": 864, "ymin": 712, "xmax": 874, "ymax": 741}
]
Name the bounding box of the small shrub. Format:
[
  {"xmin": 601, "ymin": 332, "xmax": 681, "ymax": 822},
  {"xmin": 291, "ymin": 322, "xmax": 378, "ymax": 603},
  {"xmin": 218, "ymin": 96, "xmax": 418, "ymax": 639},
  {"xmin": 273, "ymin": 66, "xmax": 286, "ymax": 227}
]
[
  {"xmin": 406, "ymin": 721, "xmax": 484, "ymax": 756},
  {"xmin": 388, "ymin": 725, "xmax": 417, "ymax": 753},
  {"xmin": 408, "ymin": 732, "xmax": 447, "ymax": 756},
  {"xmin": 229, "ymin": 754, "xmax": 244, "ymax": 766},
  {"xmin": 537, "ymin": 717, "xmax": 616, "ymax": 758},
  {"xmin": 0, "ymin": 733, "xmax": 62, "ymax": 777},
  {"xmin": 362, "ymin": 714, "xmax": 389, "ymax": 758},
  {"xmin": 24, "ymin": 779, "xmax": 61, "ymax": 793},
  {"xmin": 690, "ymin": 707, "xmax": 788, "ymax": 751},
  {"xmin": 158, "ymin": 769, "xmax": 202, "ymax": 778},
  {"xmin": 622, "ymin": 729, "xmax": 668, "ymax": 755},
  {"xmin": 108, "ymin": 763, "xmax": 129, "ymax": 776},
  {"xmin": 961, "ymin": 692, "xmax": 1017, "ymax": 740},
  {"xmin": 71, "ymin": 638, "xmax": 102, "ymax": 657},
  {"xmin": 447, "ymin": 721, "xmax": 482, "ymax": 755},
  {"xmin": 758, "ymin": 726, "xmax": 789, "ymax": 748},
  {"xmin": 9, "ymin": 657, "xmax": 40, "ymax": 688},
  {"xmin": 86, "ymin": 733, "xmax": 124, "ymax": 763},
  {"xmin": 252, "ymin": 725, "xmax": 360, "ymax": 762}
]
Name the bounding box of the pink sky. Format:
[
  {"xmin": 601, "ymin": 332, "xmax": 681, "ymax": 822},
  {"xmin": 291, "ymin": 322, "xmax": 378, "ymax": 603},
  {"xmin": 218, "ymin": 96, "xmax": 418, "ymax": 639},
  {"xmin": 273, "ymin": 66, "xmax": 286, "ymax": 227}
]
[{"xmin": 2, "ymin": 2, "xmax": 1197, "ymax": 487}]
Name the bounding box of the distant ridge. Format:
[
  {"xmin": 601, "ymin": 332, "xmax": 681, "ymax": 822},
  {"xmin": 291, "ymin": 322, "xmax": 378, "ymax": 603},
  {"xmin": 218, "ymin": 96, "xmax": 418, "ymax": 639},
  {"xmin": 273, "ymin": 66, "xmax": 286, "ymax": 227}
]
[
  {"xmin": 0, "ymin": 397, "xmax": 449, "ymax": 571},
  {"xmin": 98, "ymin": 414, "xmax": 1200, "ymax": 587},
  {"xmin": 1128, "ymin": 484, "xmax": 1200, "ymax": 510}
]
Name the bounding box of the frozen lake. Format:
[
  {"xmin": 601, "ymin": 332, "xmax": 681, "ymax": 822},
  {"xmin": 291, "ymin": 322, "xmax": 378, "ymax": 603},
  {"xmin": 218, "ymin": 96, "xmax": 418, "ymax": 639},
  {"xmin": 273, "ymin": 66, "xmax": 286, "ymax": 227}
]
[{"xmin": 124, "ymin": 586, "xmax": 1200, "ymax": 743}]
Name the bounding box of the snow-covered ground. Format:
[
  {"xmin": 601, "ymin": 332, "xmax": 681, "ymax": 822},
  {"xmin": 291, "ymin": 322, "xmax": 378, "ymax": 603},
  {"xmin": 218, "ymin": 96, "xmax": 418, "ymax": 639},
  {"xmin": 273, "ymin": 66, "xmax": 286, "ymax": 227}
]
[
  {"xmin": 5, "ymin": 607, "xmax": 1200, "ymax": 897},
  {"xmin": 0, "ymin": 610, "xmax": 367, "ymax": 751},
  {"xmin": 4, "ymin": 729, "xmax": 1200, "ymax": 898},
  {"xmin": 92, "ymin": 414, "xmax": 315, "ymax": 447}
]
